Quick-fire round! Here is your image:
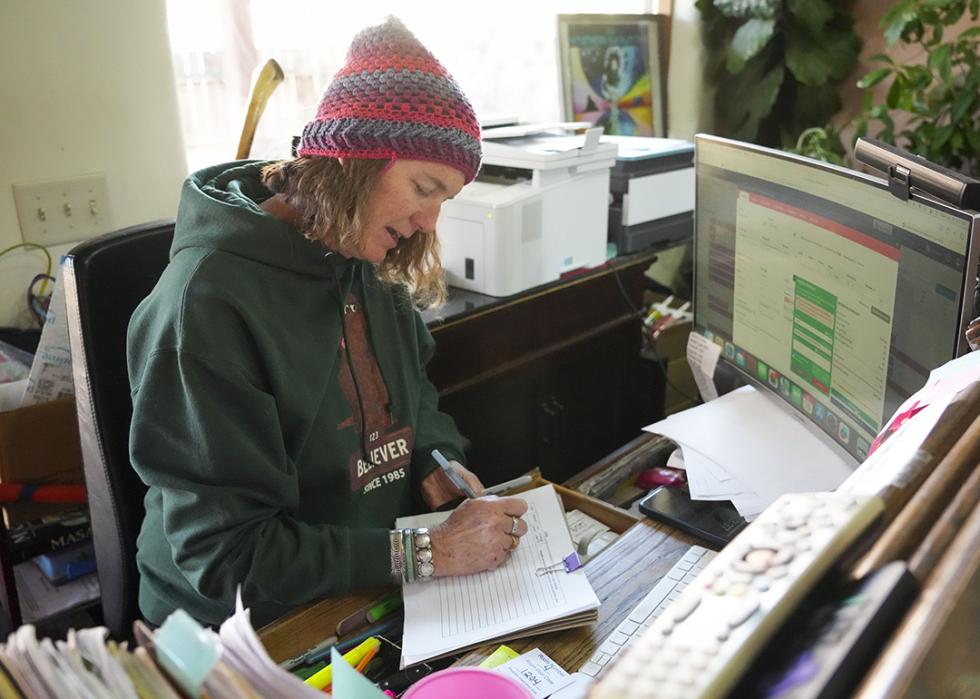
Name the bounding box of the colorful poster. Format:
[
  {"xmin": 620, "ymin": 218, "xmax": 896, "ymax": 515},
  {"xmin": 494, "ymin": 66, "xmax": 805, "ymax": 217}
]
[{"xmin": 565, "ymin": 21, "xmax": 660, "ymax": 136}]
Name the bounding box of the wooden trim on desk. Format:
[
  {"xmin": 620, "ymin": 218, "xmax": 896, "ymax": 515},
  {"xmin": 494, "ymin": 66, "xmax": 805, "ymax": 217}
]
[
  {"xmin": 426, "ymin": 253, "xmax": 652, "ymax": 390},
  {"xmin": 258, "ymin": 587, "xmax": 392, "ymax": 664},
  {"xmin": 438, "ymin": 314, "xmax": 641, "ymax": 398},
  {"xmin": 455, "ymin": 519, "xmax": 700, "ymax": 670},
  {"xmin": 428, "ymin": 253, "xmax": 656, "ymax": 334},
  {"xmin": 852, "ymin": 487, "xmax": 980, "ymax": 699}
]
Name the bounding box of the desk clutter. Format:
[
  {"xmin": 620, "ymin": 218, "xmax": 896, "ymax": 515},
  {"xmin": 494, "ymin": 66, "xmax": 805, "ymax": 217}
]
[{"xmin": 0, "ymin": 593, "xmax": 572, "ymax": 698}]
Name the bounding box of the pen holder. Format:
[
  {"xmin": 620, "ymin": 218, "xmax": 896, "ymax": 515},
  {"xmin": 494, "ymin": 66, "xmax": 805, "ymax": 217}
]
[{"xmin": 402, "ymin": 668, "xmax": 532, "ymax": 699}]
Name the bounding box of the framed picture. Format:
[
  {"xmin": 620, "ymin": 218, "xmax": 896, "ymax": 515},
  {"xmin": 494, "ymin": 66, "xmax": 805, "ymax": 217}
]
[{"xmin": 558, "ymin": 14, "xmax": 667, "ymax": 137}]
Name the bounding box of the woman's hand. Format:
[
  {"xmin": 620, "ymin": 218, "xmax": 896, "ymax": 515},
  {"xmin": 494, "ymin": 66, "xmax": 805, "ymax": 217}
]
[
  {"xmin": 420, "ymin": 459, "xmax": 484, "ymax": 510},
  {"xmin": 428, "ymin": 497, "xmax": 529, "ymax": 577}
]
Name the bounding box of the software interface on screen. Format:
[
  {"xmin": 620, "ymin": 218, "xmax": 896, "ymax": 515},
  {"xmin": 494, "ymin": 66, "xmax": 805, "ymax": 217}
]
[{"xmin": 694, "ymin": 136, "xmax": 976, "ymax": 463}]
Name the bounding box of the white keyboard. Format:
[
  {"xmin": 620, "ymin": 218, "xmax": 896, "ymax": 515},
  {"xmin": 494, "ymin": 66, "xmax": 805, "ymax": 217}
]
[{"xmin": 578, "ymin": 545, "xmax": 717, "ymax": 679}]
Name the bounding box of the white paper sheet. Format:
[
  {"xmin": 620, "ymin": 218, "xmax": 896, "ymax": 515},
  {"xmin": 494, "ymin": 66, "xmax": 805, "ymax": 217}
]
[
  {"xmin": 217, "ymin": 591, "xmax": 324, "ymax": 699},
  {"xmin": 685, "ymin": 332, "xmax": 721, "ymax": 402},
  {"xmin": 396, "ymin": 485, "xmax": 600, "ymax": 667},
  {"xmin": 496, "ymin": 648, "xmax": 574, "ymax": 698},
  {"xmin": 644, "ymin": 385, "xmax": 854, "ymax": 516}
]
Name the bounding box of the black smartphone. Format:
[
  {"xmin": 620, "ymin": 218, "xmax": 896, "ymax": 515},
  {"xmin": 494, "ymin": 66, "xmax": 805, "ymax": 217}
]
[{"xmin": 638, "ymin": 486, "xmax": 747, "ymax": 547}]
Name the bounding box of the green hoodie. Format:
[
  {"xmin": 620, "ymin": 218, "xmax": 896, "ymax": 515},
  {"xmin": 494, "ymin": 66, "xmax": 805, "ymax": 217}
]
[{"xmin": 127, "ymin": 161, "xmax": 466, "ymax": 627}]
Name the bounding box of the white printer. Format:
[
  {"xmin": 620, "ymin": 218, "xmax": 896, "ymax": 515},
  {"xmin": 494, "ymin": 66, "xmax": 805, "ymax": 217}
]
[
  {"xmin": 437, "ymin": 124, "xmax": 618, "ymax": 297},
  {"xmin": 604, "ymin": 136, "xmax": 696, "ymax": 254}
]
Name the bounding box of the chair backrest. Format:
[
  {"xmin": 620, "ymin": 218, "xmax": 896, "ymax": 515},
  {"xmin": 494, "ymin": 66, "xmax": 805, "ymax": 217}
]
[{"xmin": 63, "ymin": 221, "xmax": 174, "ymax": 640}]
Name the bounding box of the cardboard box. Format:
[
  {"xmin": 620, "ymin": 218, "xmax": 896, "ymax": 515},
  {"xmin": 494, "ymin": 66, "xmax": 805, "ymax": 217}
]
[
  {"xmin": 664, "ymin": 356, "xmax": 698, "ymax": 415},
  {"xmin": 0, "ymin": 397, "xmax": 85, "ymax": 526}
]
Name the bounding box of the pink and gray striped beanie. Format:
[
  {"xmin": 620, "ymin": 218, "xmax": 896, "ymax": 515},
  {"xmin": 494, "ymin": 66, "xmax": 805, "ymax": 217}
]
[{"xmin": 299, "ymin": 17, "xmax": 482, "ymax": 183}]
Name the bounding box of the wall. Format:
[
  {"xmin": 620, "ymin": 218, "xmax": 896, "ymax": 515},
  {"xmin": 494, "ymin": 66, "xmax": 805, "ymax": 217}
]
[{"xmin": 0, "ymin": 0, "xmax": 187, "ymax": 329}]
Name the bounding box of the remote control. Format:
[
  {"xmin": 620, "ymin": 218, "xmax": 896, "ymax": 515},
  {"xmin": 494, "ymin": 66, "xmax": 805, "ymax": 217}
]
[
  {"xmin": 590, "ymin": 491, "xmax": 884, "ymax": 699},
  {"xmin": 743, "ymin": 560, "xmax": 916, "ymax": 698}
]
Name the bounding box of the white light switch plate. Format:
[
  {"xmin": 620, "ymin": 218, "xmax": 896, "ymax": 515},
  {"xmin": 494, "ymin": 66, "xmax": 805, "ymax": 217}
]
[{"xmin": 13, "ymin": 173, "xmax": 113, "ymax": 246}]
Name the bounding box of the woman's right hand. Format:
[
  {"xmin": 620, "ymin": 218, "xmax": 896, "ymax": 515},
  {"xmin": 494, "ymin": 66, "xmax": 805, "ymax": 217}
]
[{"xmin": 428, "ymin": 497, "xmax": 529, "ymax": 577}]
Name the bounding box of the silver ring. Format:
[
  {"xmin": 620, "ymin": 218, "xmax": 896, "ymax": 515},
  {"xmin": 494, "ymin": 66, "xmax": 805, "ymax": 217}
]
[
  {"xmin": 509, "ymin": 516, "xmax": 519, "ymax": 535},
  {"xmin": 509, "ymin": 535, "xmax": 519, "ymax": 551}
]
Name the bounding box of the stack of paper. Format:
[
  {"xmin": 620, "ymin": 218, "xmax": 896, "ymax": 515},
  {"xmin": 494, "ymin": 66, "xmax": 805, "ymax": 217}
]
[
  {"xmin": 643, "ymin": 385, "xmax": 855, "ymax": 519},
  {"xmin": 396, "ymin": 485, "xmax": 600, "ymax": 667}
]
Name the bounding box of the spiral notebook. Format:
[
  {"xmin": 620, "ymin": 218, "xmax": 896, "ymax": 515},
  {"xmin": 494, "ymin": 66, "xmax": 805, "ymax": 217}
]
[{"xmin": 395, "ymin": 484, "xmax": 600, "ymax": 667}]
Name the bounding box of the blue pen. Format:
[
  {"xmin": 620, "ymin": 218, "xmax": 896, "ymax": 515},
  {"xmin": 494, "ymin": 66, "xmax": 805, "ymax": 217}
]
[
  {"xmin": 306, "ymin": 615, "xmax": 403, "ymax": 666},
  {"xmin": 431, "ymin": 449, "xmax": 477, "ymax": 499}
]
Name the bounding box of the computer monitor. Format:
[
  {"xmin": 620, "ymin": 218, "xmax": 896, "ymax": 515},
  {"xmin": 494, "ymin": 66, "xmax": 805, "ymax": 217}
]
[{"xmin": 693, "ymin": 135, "xmax": 979, "ymax": 464}]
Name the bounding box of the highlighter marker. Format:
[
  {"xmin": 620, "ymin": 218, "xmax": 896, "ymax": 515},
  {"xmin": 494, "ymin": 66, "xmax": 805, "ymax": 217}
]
[{"xmin": 304, "ymin": 636, "xmax": 380, "ymax": 690}]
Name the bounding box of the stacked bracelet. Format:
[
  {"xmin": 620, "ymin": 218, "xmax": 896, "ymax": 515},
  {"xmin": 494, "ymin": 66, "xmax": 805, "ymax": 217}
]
[
  {"xmin": 403, "ymin": 528, "xmax": 417, "ymax": 583},
  {"xmin": 389, "ymin": 527, "xmax": 435, "ymax": 584},
  {"xmin": 414, "ymin": 528, "xmax": 434, "ymax": 581},
  {"xmin": 389, "ymin": 529, "xmax": 406, "ymax": 585}
]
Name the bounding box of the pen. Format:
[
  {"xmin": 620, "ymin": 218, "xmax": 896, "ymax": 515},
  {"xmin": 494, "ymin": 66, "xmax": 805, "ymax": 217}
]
[
  {"xmin": 307, "ymin": 615, "xmax": 403, "ymax": 665},
  {"xmin": 431, "ymin": 449, "xmax": 477, "ymax": 499},
  {"xmin": 304, "ymin": 636, "xmax": 381, "ymax": 690},
  {"xmin": 279, "ymin": 634, "xmax": 339, "ymax": 671},
  {"xmin": 354, "ymin": 644, "xmax": 379, "ymax": 673},
  {"xmin": 336, "ymin": 591, "xmax": 402, "ymax": 637},
  {"xmin": 483, "ymin": 475, "xmax": 533, "ymax": 496}
]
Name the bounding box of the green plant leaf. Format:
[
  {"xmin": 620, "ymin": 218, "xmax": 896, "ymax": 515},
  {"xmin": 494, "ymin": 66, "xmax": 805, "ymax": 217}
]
[
  {"xmin": 714, "ymin": 0, "xmax": 779, "ymax": 19},
  {"xmin": 928, "ymin": 43, "xmax": 954, "ymax": 83},
  {"xmin": 726, "ymin": 18, "xmax": 776, "ymax": 73},
  {"xmin": 787, "ymin": 0, "xmax": 834, "ymax": 35},
  {"xmin": 857, "ymin": 67, "xmax": 893, "ymax": 88},
  {"xmin": 951, "ymin": 89, "xmax": 977, "ymax": 123},
  {"xmin": 718, "ymin": 59, "xmax": 785, "ymax": 140},
  {"xmin": 794, "ymin": 83, "xmax": 844, "ymax": 127},
  {"xmin": 882, "ymin": 1, "xmax": 917, "ymax": 46},
  {"xmin": 786, "ymin": 23, "xmax": 861, "ymax": 85},
  {"xmin": 867, "ymin": 53, "xmax": 895, "ymax": 65},
  {"xmin": 958, "ymin": 26, "xmax": 980, "ymax": 40},
  {"xmin": 907, "ymin": 64, "xmax": 934, "ymax": 89},
  {"xmin": 933, "ymin": 123, "xmax": 955, "ymax": 149},
  {"xmin": 886, "ymin": 76, "xmax": 904, "ymax": 108}
]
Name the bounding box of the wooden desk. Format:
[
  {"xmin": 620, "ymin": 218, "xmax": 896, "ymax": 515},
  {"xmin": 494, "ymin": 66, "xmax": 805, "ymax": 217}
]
[
  {"xmin": 257, "ymin": 469, "xmax": 701, "ymax": 666},
  {"xmin": 258, "ymin": 517, "xmax": 698, "ymax": 666},
  {"xmin": 455, "ymin": 520, "xmax": 699, "ymax": 670},
  {"xmin": 423, "ymin": 251, "xmax": 662, "ymax": 485}
]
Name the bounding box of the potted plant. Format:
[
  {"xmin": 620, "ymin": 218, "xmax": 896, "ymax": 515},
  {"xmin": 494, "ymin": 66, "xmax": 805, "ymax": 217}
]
[
  {"xmin": 852, "ymin": 0, "xmax": 980, "ymax": 175},
  {"xmin": 695, "ymin": 0, "xmax": 861, "ymax": 147}
]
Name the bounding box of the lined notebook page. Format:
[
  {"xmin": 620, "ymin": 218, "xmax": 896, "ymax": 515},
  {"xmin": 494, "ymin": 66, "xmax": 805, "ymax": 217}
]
[{"xmin": 396, "ymin": 484, "xmax": 600, "ymax": 667}]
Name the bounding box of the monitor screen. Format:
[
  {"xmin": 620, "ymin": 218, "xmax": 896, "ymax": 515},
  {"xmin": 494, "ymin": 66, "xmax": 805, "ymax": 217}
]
[{"xmin": 693, "ymin": 135, "xmax": 979, "ymax": 464}]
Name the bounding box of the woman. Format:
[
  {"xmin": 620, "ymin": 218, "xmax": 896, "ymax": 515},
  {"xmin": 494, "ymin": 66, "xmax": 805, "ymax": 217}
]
[{"xmin": 128, "ymin": 16, "xmax": 528, "ymax": 628}]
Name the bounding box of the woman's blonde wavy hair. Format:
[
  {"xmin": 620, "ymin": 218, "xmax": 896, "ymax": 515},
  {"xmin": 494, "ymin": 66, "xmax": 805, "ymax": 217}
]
[{"xmin": 261, "ymin": 157, "xmax": 447, "ymax": 308}]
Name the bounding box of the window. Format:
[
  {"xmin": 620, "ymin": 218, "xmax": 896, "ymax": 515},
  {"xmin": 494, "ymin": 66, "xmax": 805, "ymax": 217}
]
[{"xmin": 166, "ymin": 0, "xmax": 655, "ymax": 171}]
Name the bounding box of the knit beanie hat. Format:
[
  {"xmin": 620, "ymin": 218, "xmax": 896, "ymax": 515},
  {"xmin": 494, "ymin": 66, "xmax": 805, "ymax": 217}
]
[{"xmin": 299, "ymin": 17, "xmax": 482, "ymax": 183}]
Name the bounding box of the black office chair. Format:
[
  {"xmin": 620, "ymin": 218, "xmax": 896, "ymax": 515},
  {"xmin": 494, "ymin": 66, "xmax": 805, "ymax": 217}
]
[{"xmin": 63, "ymin": 221, "xmax": 175, "ymax": 640}]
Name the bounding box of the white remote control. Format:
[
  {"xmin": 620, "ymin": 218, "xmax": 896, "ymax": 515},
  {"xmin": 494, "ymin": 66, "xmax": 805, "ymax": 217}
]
[{"xmin": 590, "ymin": 491, "xmax": 884, "ymax": 699}]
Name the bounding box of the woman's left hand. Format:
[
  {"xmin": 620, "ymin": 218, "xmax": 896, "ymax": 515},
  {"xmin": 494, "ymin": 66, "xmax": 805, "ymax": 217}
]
[{"xmin": 421, "ymin": 459, "xmax": 484, "ymax": 509}]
